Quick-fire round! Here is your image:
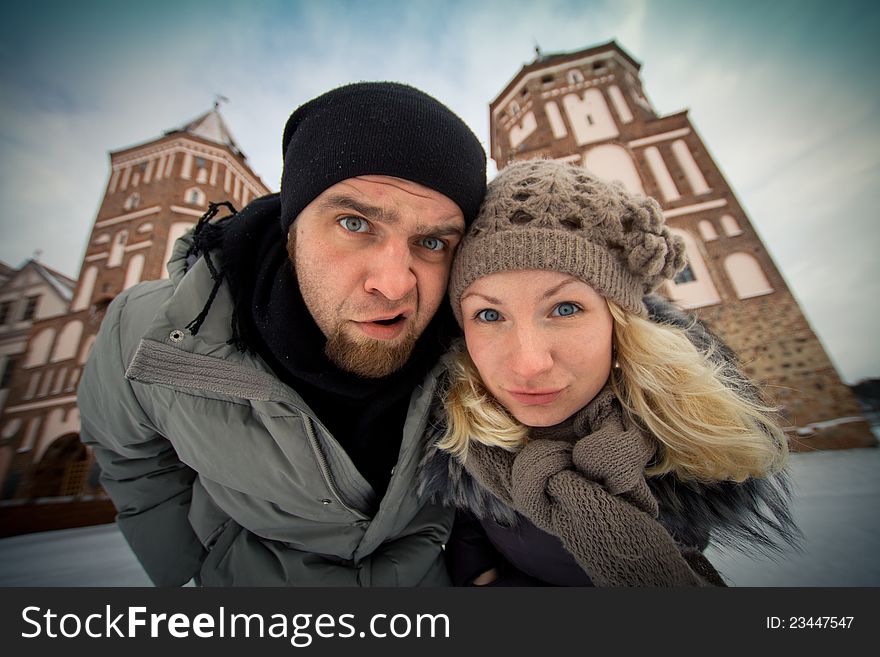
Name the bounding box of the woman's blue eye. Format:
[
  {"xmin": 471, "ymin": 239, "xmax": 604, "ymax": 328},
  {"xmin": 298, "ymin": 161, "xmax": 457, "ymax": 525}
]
[
  {"xmin": 476, "ymin": 309, "xmax": 501, "ymax": 322},
  {"xmin": 552, "ymin": 302, "xmax": 580, "ymax": 317},
  {"xmin": 339, "ymin": 217, "xmax": 369, "ymax": 233},
  {"xmin": 421, "ymin": 236, "xmax": 446, "ymax": 251}
]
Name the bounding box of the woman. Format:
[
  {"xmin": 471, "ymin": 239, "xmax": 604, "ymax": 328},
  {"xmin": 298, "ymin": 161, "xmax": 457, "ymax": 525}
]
[{"xmin": 420, "ymin": 159, "xmax": 800, "ymax": 586}]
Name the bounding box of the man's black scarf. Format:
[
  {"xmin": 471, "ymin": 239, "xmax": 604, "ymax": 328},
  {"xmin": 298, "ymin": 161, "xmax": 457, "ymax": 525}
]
[{"xmin": 188, "ymin": 194, "xmax": 457, "ymax": 501}]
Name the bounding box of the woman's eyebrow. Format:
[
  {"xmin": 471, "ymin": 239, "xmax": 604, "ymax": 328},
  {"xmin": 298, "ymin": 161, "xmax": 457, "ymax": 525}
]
[
  {"xmin": 460, "ymin": 291, "xmax": 503, "ymax": 305},
  {"xmin": 541, "ymin": 277, "xmax": 582, "ymax": 300}
]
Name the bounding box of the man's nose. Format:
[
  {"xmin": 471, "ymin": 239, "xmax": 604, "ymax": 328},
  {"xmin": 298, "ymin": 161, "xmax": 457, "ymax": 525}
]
[{"xmin": 363, "ymin": 240, "xmax": 417, "ymax": 301}]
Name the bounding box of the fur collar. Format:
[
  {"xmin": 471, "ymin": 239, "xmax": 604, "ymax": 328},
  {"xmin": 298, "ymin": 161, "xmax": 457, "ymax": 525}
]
[{"xmin": 418, "ymin": 294, "xmax": 802, "ymax": 555}]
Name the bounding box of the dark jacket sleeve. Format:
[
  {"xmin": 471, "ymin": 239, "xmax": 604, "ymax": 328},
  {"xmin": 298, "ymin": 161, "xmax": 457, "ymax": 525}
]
[
  {"xmin": 78, "ymin": 285, "xmax": 207, "ymax": 586},
  {"xmin": 445, "ymin": 510, "xmax": 545, "ymax": 586},
  {"xmin": 445, "ymin": 509, "xmax": 502, "ymax": 586}
]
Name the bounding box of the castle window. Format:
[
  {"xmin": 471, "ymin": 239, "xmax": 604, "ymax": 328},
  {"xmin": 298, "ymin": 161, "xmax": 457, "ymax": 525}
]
[
  {"xmin": 21, "ymin": 296, "xmax": 39, "ymax": 322},
  {"xmin": 24, "ymin": 327, "xmax": 55, "ymax": 367},
  {"xmin": 185, "ymin": 187, "xmax": 207, "ymax": 206},
  {"xmin": 124, "ymin": 192, "xmax": 140, "ymax": 211},
  {"xmin": 721, "ymin": 214, "xmax": 744, "ymax": 237},
  {"xmin": 541, "ymin": 74, "xmax": 554, "ymax": 85},
  {"xmin": 582, "ymin": 144, "xmax": 645, "ymax": 195},
  {"xmin": 698, "ymin": 220, "xmax": 719, "ymax": 241},
  {"xmin": 593, "ymin": 61, "xmax": 607, "ymax": 72},
  {"xmin": 674, "ymin": 264, "xmax": 696, "ymax": 284},
  {"xmin": 724, "ymin": 252, "xmax": 773, "ymax": 299},
  {"xmin": 71, "ymin": 266, "xmax": 98, "ymax": 312},
  {"xmin": 567, "ymin": 69, "xmax": 585, "ymax": 85},
  {"xmin": 195, "ymin": 157, "xmax": 209, "ymax": 183},
  {"xmin": 51, "ymin": 320, "xmax": 84, "ymax": 362},
  {"xmin": 0, "ymin": 356, "xmax": 17, "ymax": 388},
  {"xmin": 665, "ymin": 228, "xmax": 721, "ymax": 309},
  {"xmin": 0, "ymin": 301, "xmax": 12, "ymax": 324},
  {"xmin": 509, "ymin": 101, "xmax": 521, "ymax": 117},
  {"xmin": 107, "ymin": 229, "xmax": 129, "ymax": 268}
]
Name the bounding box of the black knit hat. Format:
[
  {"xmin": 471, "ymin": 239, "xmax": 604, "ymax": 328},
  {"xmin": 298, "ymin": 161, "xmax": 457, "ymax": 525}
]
[{"xmin": 279, "ymin": 82, "xmax": 487, "ymax": 233}]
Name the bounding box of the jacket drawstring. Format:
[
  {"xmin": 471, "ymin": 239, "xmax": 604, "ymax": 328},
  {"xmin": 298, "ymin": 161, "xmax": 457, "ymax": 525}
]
[{"xmin": 184, "ymin": 201, "xmax": 237, "ymax": 337}]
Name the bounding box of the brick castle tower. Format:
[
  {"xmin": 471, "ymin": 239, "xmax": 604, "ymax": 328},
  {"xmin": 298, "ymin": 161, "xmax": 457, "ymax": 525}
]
[
  {"xmin": 0, "ymin": 105, "xmax": 270, "ymax": 535},
  {"xmin": 489, "ymin": 41, "xmax": 873, "ymax": 450}
]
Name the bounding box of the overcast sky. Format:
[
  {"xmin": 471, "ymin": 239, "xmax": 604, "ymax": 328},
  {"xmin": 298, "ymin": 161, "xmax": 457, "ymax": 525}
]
[{"xmin": 0, "ymin": 0, "xmax": 877, "ymax": 383}]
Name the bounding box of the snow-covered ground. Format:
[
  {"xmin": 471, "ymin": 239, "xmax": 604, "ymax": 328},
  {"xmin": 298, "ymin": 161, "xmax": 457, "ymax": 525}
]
[{"xmin": 1, "ymin": 447, "xmax": 878, "ymax": 587}]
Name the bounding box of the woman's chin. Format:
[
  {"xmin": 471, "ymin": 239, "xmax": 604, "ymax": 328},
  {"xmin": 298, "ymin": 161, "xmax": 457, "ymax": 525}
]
[{"xmin": 509, "ymin": 404, "xmax": 573, "ymax": 428}]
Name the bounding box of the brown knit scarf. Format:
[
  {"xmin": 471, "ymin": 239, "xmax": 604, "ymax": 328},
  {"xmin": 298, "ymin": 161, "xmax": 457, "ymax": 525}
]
[{"xmin": 462, "ymin": 386, "xmax": 720, "ymax": 586}]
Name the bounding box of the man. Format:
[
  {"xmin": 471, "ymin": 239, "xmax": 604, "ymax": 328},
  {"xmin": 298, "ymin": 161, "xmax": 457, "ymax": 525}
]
[{"xmin": 78, "ymin": 82, "xmax": 487, "ymax": 586}]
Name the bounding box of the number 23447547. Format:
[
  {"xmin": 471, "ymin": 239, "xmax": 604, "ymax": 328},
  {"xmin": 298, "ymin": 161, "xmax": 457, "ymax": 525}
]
[{"xmin": 766, "ymin": 617, "xmax": 853, "ymax": 629}]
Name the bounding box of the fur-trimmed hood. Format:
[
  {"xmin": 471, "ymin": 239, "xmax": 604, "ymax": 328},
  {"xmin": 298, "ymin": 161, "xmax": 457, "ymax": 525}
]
[{"xmin": 418, "ymin": 294, "xmax": 802, "ymax": 556}]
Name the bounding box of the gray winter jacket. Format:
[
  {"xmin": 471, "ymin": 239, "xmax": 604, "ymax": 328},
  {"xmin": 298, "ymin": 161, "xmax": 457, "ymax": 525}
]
[{"xmin": 78, "ymin": 230, "xmax": 454, "ymax": 587}]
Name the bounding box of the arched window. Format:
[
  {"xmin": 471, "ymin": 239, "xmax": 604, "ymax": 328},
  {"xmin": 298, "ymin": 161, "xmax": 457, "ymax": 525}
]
[
  {"xmin": 124, "ymin": 253, "xmax": 145, "ymax": 289},
  {"xmin": 124, "ymin": 192, "xmax": 140, "ymax": 211},
  {"xmin": 509, "ymin": 101, "xmax": 521, "ymax": 117},
  {"xmin": 31, "ymin": 429, "xmax": 88, "ymax": 497},
  {"xmin": 665, "ymin": 228, "xmax": 721, "ymax": 309},
  {"xmin": 583, "ymin": 144, "xmax": 645, "ymax": 195},
  {"xmin": 671, "ymin": 140, "xmax": 710, "ymax": 195},
  {"xmin": 643, "ymin": 146, "xmax": 680, "ymax": 202},
  {"xmin": 674, "ymin": 264, "xmax": 696, "ymax": 284},
  {"xmin": 566, "ymin": 69, "xmax": 585, "ymax": 85},
  {"xmin": 78, "ymin": 335, "xmax": 96, "ymax": 365},
  {"xmin": 185, "ymin": 187, "xmax": 206, "ymax": 207},
  {"xmin": 71, "ymin": 266, "xmax": 98, "ymax": 311},
  {"xmin": 561, "ymin": 88, "xmax": 619, "ymax": 146},
  {"xmin": 163, "ymin": 222, "xmax": 196, "ymax": 279},
  {"xmin": 2, "ymin": 418, "xmax": 22, "ymax": 439},
  {"xmin": 724, "ymin": 253, "xmax": 773, "ymax": 299},
  {"xmin": 51, "ymin": 320, "xmax": 84, "ymax": 362},
  {"xmin": 698, "ymin": 220, "xmax": 719, "ymax": 241},
  {"xmin": 721, "ymin": 214, "xmax": 743, "ymax": 237},
  {"xmin": 107, "ymin": 230, "xmax": 128, "ymax": 268},
  {"xmin": 195, "ymin": 156, "xmax": 209, "ymax": 184},
  {"xmin": 24, "ymin": 328, "xmax": 56, "ymax": 368}
]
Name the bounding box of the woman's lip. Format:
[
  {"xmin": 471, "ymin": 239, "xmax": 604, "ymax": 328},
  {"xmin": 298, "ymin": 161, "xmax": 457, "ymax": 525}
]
[{"xmin": 505, "ymin": 389, "xmax": 564, "ymax": 406}]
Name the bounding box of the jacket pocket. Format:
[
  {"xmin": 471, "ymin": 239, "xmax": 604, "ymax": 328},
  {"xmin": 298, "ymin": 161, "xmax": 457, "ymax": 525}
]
[
  {"xmin": 198, "ymin": 519, "xmax": 242, "ymax": 586},
  {"xmin": 189, "ymin": 479, "xmax": 232, "ymax": 550}
]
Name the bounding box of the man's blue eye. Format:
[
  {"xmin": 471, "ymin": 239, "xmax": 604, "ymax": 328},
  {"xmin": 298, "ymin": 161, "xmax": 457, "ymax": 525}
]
[
  {"xmin": 476, "ymin": 309, "xmax": 501, "ymax": 322},
  {"xmin": 339, "ymin": 217, "xmax": 369, "ymax": 233},
  {"xmin": 421, "ymin": 236, "xmax": 445, "ymax": 251},
  {"xmin": 553, "ymin": 302, "xmax": 580, "ymax": 317}
]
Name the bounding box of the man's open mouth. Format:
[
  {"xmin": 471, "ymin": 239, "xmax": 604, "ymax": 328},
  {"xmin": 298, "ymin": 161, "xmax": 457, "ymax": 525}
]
[{"xmin": 371, "ymin": 314, "xmax": 406, "ymax": 326}]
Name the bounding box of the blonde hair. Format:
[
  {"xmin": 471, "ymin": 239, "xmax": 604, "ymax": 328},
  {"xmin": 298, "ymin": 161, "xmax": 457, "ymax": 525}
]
[{"xmin": 438, "ymin": 300, "xmax": 788, "ymax": 483}]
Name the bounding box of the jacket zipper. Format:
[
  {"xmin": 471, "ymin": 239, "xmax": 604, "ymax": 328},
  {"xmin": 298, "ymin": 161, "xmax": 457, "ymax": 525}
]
[{"xmin": 302, "ymin": 415, "xmax": 369, "ymax": 521}]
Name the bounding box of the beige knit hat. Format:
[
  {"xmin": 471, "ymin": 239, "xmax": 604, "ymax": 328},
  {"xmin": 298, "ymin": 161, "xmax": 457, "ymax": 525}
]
[{"xmin": 449, "ymin": 159, "xmax": 687, "ymax": 324}]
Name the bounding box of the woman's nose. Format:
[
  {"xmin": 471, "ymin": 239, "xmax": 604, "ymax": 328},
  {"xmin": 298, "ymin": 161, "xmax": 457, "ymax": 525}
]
[{"xmin": 508, "ymin": 327, "xmax": 553, "ymax": 379}]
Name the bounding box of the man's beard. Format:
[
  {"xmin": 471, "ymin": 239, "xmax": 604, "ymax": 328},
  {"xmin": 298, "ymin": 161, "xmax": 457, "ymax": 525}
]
[
  {"xmin": 324, "ymin": 323, "xmax": 419, "ymax": 379},
  {"xmin": 289, "ymin": 230, "xmax": 421, "ymax": 379}
]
